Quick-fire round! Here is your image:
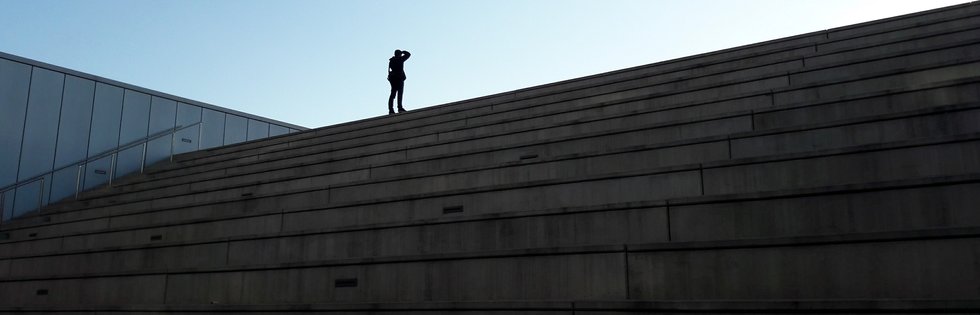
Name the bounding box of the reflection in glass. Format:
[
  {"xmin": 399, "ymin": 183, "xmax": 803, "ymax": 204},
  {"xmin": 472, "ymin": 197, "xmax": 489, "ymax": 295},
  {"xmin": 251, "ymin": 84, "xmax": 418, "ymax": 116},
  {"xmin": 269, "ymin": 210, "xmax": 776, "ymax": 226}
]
[
  {"xmin": 148, "ymin": 96, "xmax": 177, "ymax": 135},
  {"xmin": 119, "ymin": 90, "xmax": 151, "ymax": 146},
  {"xmin": 145, "ymin": 135, "xmax": 172, "ymax": 167},
  {"xmin": 83, "ymin": 155, "xmax": 112, "ymax": 190},
  {"xmin": 224, "ymin": 115, "xmax": 247, "ymax": 145},
  {"xmin": 88, "ymin": 83, "xmax": 124, "ymax": 158},
  {"xmin": 0, "ymin": 58, "xmax": 32, "ymax": 188},
  {"xmin": 269, "ymin": 124, "xmax": 289, "ymax": 137},
  {"xmin": 54, "ymin": 75, "xmax": 95, "ymax": 169},
  {"xmin": 247, "ymin": 119, "xmax": 269, "ymax": 141},
  {"xmin": 200, "ymin": 109, "xmax": 225, "ymax": 149},
  {"xmin": 18, "ymin": 67, "xmax": 65, "ymax": 181},
  {"xmin": 173, "ymin": 125, "xmax": 200, "ymax": 155},
  {"xmin": 115, "ymin": 144, "xmax": 144, "ymax": 180},
  {"xmin": 0, "ymin": 58, "xmax": 300, "ymax": 218},
  {"xmin": 50, "ymin": 166, "xmax": 82, "ymax": 204}
]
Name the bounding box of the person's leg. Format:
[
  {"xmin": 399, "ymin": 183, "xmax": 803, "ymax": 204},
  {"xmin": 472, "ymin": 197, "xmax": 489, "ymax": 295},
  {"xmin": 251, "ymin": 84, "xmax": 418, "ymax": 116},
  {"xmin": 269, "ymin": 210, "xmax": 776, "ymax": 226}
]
[
  {"xmin": 387, "ymin": 81, "xmax": 397, "ymax": 114},
  {"xmin": 397, "ymin": 80, "xmax": 406, "ymax": 112}
]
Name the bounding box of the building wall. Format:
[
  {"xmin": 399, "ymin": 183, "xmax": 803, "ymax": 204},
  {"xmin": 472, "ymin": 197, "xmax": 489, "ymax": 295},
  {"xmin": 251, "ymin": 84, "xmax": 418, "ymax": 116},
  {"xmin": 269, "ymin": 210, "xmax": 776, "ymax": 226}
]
[{"xmin": 0, "ymin": 53, "xmax": 305, "ymax": 222}]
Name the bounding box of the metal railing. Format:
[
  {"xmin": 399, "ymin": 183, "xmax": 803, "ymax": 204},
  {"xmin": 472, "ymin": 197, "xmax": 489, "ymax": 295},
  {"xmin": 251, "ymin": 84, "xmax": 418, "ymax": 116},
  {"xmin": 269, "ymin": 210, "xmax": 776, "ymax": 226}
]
[{"xmin": 0, "ymin": 122, "xmax": 201, "ymax": 225}]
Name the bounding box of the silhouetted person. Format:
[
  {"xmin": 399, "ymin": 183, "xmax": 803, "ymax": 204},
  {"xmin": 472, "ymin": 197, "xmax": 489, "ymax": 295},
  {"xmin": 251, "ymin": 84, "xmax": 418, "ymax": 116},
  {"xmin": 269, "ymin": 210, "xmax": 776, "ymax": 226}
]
[{"xmin": 388, "ymin": 49, "xmax": 411, "ymax": 114}]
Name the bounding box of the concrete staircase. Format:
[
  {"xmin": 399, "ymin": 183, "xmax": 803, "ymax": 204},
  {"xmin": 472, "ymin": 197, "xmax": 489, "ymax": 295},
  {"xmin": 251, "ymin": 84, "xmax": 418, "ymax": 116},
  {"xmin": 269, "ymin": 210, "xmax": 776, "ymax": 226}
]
[{"xmin": 2, "ymin": 3, "xmax": 980, "ymax": 313}]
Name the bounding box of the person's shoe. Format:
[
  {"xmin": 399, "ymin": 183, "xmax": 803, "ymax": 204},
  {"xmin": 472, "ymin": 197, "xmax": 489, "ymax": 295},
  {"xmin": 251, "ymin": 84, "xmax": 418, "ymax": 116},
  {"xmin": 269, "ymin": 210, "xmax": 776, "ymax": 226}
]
[
  {"xmin": 398, "ymin": 107, "xmax": 406, "ymax": 113},
  {"xmin": 388, "ymin": 109, "xmax": 395, "ymax": 115}
]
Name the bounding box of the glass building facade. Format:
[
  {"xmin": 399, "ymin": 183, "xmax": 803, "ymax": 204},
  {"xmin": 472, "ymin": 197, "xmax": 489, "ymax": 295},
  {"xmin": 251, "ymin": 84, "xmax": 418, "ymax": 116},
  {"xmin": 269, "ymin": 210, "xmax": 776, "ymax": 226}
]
[{"xmin": 0, "ymin": 52, "xmax": 305, "ymax": 223}]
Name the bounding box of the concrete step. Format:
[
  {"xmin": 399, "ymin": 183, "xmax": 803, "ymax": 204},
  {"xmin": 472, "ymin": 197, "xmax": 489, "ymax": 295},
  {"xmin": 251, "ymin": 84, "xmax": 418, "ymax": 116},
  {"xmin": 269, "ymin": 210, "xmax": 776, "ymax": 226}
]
[
  {"xmin": 3, "ymin": 4, "xmax": 980, "ymax": 310},
  {"xmin": 120, "ymin": 37, "xmax": 980, "ymax": 205},
  {"xmin": 3, "ymin": 172, "xmax": 979, "ymax": 279},
  {"xmin": 93, "ymin": 76, "xmax": 980, "ymax": 214},
  {"xmin": 161, "ymin": 3, "xmax": 980, "ymax": 169},
  {"xmin": 146, "ymin": 22, "xmax": 980, "ymax": 183},
  {"xmin": 3, "ymin": 299, "xmax": 979, "ymax": 314},
  {"xmin": 294, "ymin": 113, "xmax": 980, "ymax": 206},
  {"xmin": 2, "ymin": 227, "xmax": 979, "ymax": 306},
  {"xmin": 9, "ymin": 74, "xmax": 979, "ymax": 239},
  {"xmin": 3, "ymin": 128, "xmax": 978, "ymax": 259},
  {"xmin": 49, "ymin": 45, "xmax": 980, "ymax": 218},
  {"xmin": 197, "ymin": 35, "xmax": 979, "ymax": 175},
  {"xmin": 239, "ymin": 134, "xmax": 980, "ymax": 233}
]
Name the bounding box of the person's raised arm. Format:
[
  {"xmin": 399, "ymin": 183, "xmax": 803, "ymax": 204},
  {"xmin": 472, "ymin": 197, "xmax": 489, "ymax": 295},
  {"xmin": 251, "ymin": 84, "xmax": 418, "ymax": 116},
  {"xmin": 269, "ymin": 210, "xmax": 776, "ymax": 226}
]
[{"xmin": 402, "ymin": 50, "xmax": 411, "ymax": 61}]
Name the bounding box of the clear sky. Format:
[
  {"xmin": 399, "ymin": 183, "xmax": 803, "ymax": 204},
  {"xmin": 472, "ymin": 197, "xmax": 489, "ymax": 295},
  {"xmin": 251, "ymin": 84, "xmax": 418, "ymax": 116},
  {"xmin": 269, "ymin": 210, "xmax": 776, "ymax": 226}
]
[{"xmin": 0, "ymin": 0, "xmax": 970, "ymax": 128}]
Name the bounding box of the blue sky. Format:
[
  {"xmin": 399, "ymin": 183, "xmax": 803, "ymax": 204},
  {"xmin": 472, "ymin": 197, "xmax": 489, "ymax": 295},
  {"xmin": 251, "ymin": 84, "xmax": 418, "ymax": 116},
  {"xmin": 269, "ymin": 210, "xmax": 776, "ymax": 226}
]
[{"xmin": 0, "ymin": 0, "xmax": 969, "ymax": 128}]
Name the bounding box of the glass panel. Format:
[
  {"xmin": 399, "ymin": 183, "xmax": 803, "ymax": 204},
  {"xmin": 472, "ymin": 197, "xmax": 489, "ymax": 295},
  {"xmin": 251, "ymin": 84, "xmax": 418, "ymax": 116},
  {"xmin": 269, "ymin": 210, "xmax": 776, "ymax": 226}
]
[
  {"xmin": 115, "ymin": 144, "xmax": 144, "ymax": 179},
  {"xmin": 288, "ymin": 128, "xmax": 298, "ymax": 134},
  {"xmin": 54, "ymin": 75, "xmax": 95, "ymax": 169},
  {"xmin": 247, "ymin": 119, "xmax": 269, "ymax": 141},
  {"xmin": 148, "ymin": 96, "xmax": 176, "ymax": 135},
  {"xmin": 223, "ymin": 115, "xmax": 247, "ymax": 145},
  {"xmin": 13, "ymin": 173, "xmax": 51, "ymax": 218},
  {"xmin": 269, "ymin": 124, "xmax": 289, "ymax": 137},
  {"xmin": 88, "ymin": 83, "xmax": 124, "ymax": 158},
  {"xmin": 82, "ymin": 155, "xmax": 112, "ymax": 190},
  {"xmin": 118, "ymin": 90, "xmax": 150, "ymax": 146},
  {"xmin": 0, "ymin": 58, "xmax": 32, "ymax": 188},
  {"xmin": 144, "ymin": 135, "xmax": 172, "ymax": 167},
  {"xmin": 176, "ymin": 102, "xmax": 201, "ymax": 127},
  {"xmin": 200, "ymin": 109, "xmax": 225, "ymax": 149},
  {"xmin": 173, "ymin": 125, "xmax": 200, "ymax": 155},
  {"xmin": 18, "ymin": 67, "xmax": 65, "ymax": 181},
  {"xmin": 50, "ymin": 165, "xmax": 82, "ymax": 204}
]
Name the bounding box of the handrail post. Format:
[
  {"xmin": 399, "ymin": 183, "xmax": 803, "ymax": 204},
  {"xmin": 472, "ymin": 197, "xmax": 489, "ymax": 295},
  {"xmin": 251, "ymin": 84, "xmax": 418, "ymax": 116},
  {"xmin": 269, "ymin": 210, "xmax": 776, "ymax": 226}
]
[
  {"xmin": 171, "ymin": 131, "xmax": 176, "ymax": 163},
  {"xmin": 37, "ymin": 177, "xmax": 45, "ymax": 212},
  {"xmin": 74, "ymin": 164, "xmax": 83, "ymax": 199},
  {"xmin": 108, "ymin": 153, "xmax": 117, "ymax": 186},
  {"xmin": 198, "ymin": 120, "xmax": 203, "ymax": 152},
  {"xmin": 140, "ymin": 142, "xmax": 147, "ymax": 173}
]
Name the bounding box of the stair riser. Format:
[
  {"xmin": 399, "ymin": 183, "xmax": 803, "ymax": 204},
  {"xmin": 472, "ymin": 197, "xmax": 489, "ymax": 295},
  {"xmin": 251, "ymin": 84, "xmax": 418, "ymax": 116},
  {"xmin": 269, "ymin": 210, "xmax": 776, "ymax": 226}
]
[
  {"xmin": 165, "ymin": 82, "xmax": 980, "ymax": 203},
  {"xmin": 160, "ymin": 26, "xmax": 980, "ymax": 179},
  {"xmin": 3, "ymin": 236, "xmax": 979, "ymax": 305},
  {"xmin": 756, "ymin": 82, "xmax": 980, "ymax": 129},
  {"xmin": 10, "ymin": 103, "xmax": 979, "ymax": 244},
  {"xmin": 1, "ymin": 253, "xmax": 627, "ymax": 305},
  {"xmin": 6, "ymin": 208, "xmax": 662, "ymax": 277},
  {"xmin": 168, "ymin": 7, "xmax": 980, "ymax": 167},
  {"xmin": 734, "ymin": 107, "xmax": 980, "ymax": 158},
  {"xmin": 10, "ymin": 180, "xmax": 980, "ymax": 277},
  {"xmin": 284, "ymin": 140, "xmax": 980, "ymax": 231},
  {"xmin": 129, "ymin": 45, "xmax": 980, "ymax": 201},
  {"xmin": 630, "ymin": 237, "xmax": 980, "ymax": 300},
  {"xmin": 705, "ymin": 140, "xmax": 980, "ymax": 195},
  {"xmin": 193, "ymin": 107, "xmax": 980, "ymax": 211},
  {"xmin": 173, "ymin": 59, "xmax": 973, "ymax": 200}
]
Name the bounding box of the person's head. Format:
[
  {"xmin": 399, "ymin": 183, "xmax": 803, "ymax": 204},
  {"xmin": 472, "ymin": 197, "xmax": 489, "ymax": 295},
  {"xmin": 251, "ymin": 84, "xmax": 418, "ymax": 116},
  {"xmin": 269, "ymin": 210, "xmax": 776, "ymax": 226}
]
[{"xmin": 394, "ymin": 49, "xmax": 402, "ymax": 57}]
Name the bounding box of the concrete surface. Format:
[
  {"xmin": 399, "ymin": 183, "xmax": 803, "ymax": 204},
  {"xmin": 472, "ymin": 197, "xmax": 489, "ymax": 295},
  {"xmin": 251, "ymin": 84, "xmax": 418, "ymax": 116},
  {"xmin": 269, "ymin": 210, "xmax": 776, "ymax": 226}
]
[{"xmin": 2, "ymin": 3, "xmax": 980, "ymax": 313}]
